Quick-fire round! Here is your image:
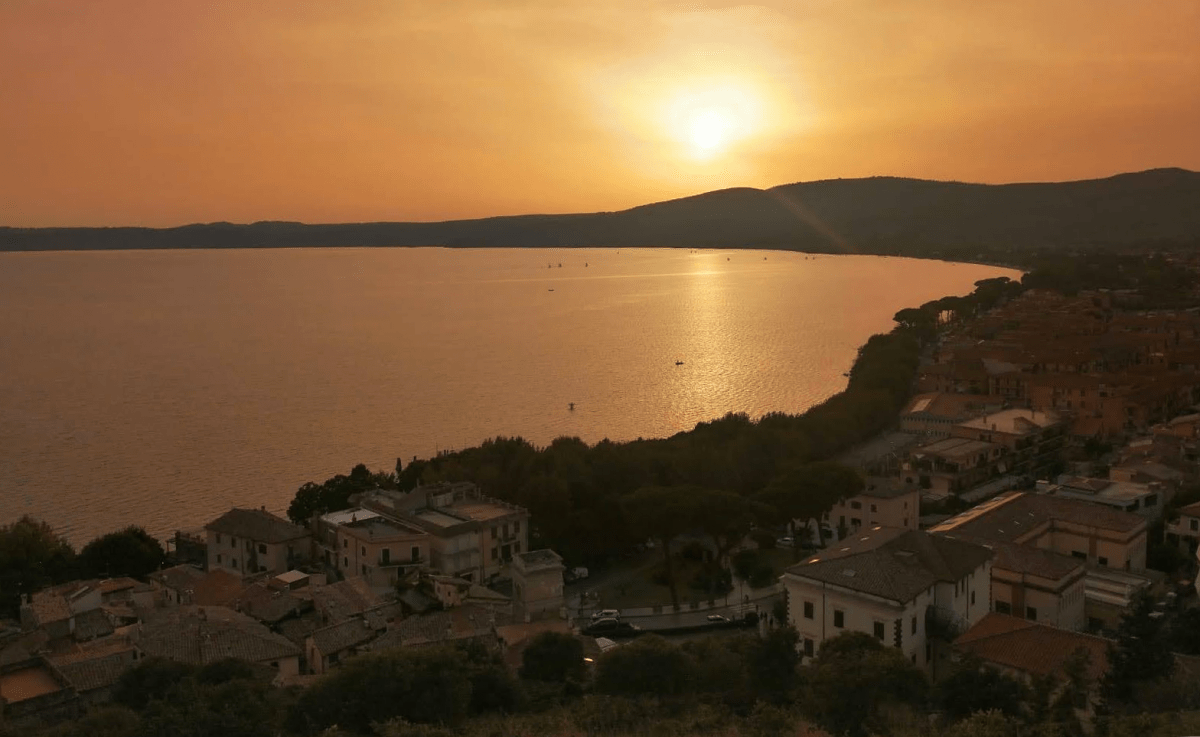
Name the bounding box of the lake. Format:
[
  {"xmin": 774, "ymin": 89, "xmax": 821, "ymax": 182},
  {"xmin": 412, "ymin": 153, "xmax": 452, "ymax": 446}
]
[{"xmin": 0, "ymin": 247, "xmax": 1019, "ymax": 544}]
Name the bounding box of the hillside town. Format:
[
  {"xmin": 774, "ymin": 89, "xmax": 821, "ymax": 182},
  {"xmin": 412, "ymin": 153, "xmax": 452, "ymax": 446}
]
[{"xmin": 7, "ymin": 286, "xmax": 1200, "ymax": 734}]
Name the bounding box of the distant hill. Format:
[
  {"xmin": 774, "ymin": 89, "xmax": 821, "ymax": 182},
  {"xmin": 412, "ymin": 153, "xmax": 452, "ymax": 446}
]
[{"xmin": 3, "ymin": 168, "xmax": 1199, "ymax": 254}]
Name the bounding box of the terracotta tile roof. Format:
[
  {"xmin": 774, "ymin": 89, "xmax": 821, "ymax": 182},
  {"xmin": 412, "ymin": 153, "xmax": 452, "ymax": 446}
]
[
  {"xmin": 72, "ymin": 608, "xmax": 114, "ymax": 642},
  {"xmin": 309, "ymin": 617, "xmax": 385, "ymax": 656},
  {"xmin": 0, "ymin": 662, "xmax": 64, "ymax": 704},
  {"xmin": 191, "ymin": 569, "xmax": 249, "ymax": 607},
  {"xmin": 955, "ymin": 613, "xmax": 1109, "ymax": 682},
  {"xmin": 237, "ymin": 582, "xmax": 311, "ymax": 625},
  {"xmin": 205, "ymin": 508, "xmax": 309, "ymax": 544},
  {"xmin": 310, "ymin": 579, "xmax": 382, "ymax": 623},
  {"xmin": 136, "ymin": 606, "xmax": 300, "ymax": 666},
  {"xmin": 786, "ymin": 529, "xmax": 992, "ymax": 604},
  {"xmin": 151, "ymin": 564, "xmax": 204, "ymax": 593},
  {"xmin": 56, "ymin": 651, "xmax": 132, "ymax": 693}
]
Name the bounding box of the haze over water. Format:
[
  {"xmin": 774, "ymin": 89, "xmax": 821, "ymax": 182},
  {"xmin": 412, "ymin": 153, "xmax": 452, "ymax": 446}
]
[{"xmin": 0, "ymin": 247, "xmax": 1018, "ymax": 544}]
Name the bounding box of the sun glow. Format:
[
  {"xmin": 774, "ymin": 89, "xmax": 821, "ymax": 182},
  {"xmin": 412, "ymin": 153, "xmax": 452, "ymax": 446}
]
[
  {"xmin": 665, "ymin": 82, "xmax": 765, "ymax": 160},
  {"xmin": 690, "ymin": 110, "xmax": 730, "ymax": 151}
]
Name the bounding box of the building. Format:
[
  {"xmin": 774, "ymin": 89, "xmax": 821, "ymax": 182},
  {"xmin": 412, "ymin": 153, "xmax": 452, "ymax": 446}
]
[
  {"xmin": 931, "ymin": 491, "xmax": 1149, "ymax": 632},
  {"xmin": 305, "ymin": 610, "xmax": 389, "ymax": 675},
  {"xmin": 511, "ymin": 549, "xmax": 565, "ymax": 622},
  {"xmin": 899, "ymin": 393, "xmax": 988, "ymax": 438},
  {"xmin": 904, "ymin": 436, "xmax": 1007, "ymax": 496},
  {"xmin": 1043, "ymin": 476, "xmax": 1167, "ymax": 520},
  {"xmin": 204, "ymin": 508, "xmax": 311, "ymax": 577},
  {"xmin": 953, "ymin": 613, "xmax": 1109, "ymax": 715},
  {"xmin": 331, "ymin": 513, "xmax": 429, "ymax": 591},
  {"xmin": 1166, "ymin": 500, "xmax": 1200, "ymax": 555},
  {"xmin": 950, "ymin": 409, "xmax": 1066, "ymax": 478},
  {"xmin": 782, "ymin": 527, "xmax": 992, "ymax": 672},
  {"xmin": 357, "ymin": 482, "xmax": 529, "ymax": 582},
  {"xmin": 825, "ymin": 477, "xmax": 920, "ymax": 534},
  {"xmin": 135, "ymin": 606, "xmax": 301, "ymax": 679}
]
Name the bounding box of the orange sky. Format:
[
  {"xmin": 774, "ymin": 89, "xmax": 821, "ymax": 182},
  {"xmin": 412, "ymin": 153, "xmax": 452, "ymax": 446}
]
[{"xmin": 3, "ymin": 1, "xmax": 1198, "ymax": 227}]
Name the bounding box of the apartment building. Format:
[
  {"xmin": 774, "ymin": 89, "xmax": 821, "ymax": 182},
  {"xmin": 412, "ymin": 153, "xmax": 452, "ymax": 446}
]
[
  {"xmin": 783, "ymin": 528, "xmax": 992, "ymax": 672},
  {"xmin": 825, "ymin": 476, "xmax": 919, "ymax": 533},
  {"xmin": 204, "ymin": 508, "xmax": 311, "ymax": 577}
]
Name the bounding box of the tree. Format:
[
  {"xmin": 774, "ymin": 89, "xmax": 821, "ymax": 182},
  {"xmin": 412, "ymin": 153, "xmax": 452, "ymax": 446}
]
[
  {"xmin": 593, "ymin": 635, "xmax": 693, "ymax": 698},
  {"xmin": 747, "ymin": 626, "xmax": 800, "ymax": 704},
  {"xmin": 78, "ymin": 526, "xmax": 165, "ymax": 579},
  {"xmin": 802, "ymin": 631, "xmax": 929, "ymax": 737},
  {"xmin": 0, "ymin": 515, "xmax": 76, "ymax": 616},
  {"xmin": 287, "ymin": 463, "xmax": 397, "ymax": 525},
  {"xmin": 112, "ymin": 657, "xmax": 196, "ymax": 711},
  {"xmin": 519, "ymin": 631, "xmax": 585, "ymax": 683},
  {"xmin": 1101, "ymin": 593, "xmax": 1175, "ymax": 712},
  {"xmin": 288, "ymin": 647, "xmax": 473, "ymax": 734},
  {"xmin": 621, "ymin": 486, "xmax": 698, "ymax": 609},
  {"xmin": 758, "ymin": 461, "xmax": 863, "ymax": 557},
  {"xmin": 934, "ymin": 652, "xmax": 1026, "ymax": 721},
  {"xmin": 688, "ymin": 488, "xmax": 760, "ymax": 568}
]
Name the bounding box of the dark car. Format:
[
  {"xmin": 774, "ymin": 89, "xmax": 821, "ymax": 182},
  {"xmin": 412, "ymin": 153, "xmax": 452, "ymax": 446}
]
[{"xmin": 583, "ymin": 618, "xmax": 641, "ymax": 638}]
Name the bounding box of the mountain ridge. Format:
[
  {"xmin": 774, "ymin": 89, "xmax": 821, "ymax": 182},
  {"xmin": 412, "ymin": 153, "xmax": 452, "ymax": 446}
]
[{"xmin": 3, "ymin": 168, "xmax": 1198, "ymax": 254}]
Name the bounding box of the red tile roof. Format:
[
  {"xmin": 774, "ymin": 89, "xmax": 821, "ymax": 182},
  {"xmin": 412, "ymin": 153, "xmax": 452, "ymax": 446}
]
[{"xmin": 955, "ymin": 613, "xmax": 1109, "ymax": 682}]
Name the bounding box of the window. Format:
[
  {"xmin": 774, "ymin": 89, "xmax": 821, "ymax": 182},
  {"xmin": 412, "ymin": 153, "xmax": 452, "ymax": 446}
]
[
  {"xmin": 911, "ymin": 616, "xmax": 917, "ymax": 634},
  {"xmin": 343, "ymin": 556, "xmax": 348, "ymax": 568},
  {"xmin": 230, "ymin": 538, "xmax": 236, "ymax": 548},
  {"xmin": 361, "ymin": 546, "xmax": 366, "ymax": 557},
  {"xmin": 1191, "ymin": 519, "xmax": 1199, "ymax": 532},
  {"xmin": 381, "ymin": 548, "xmax": 391, "ymax": 564},
  {"xmin": 851, "ymin": 518, "xmax": 861, "ymax": 527},
  {"xmin": 503, "ymin": 523, "xmax": 510, "ymax": 537},
  {"xmin": 1071, "ymin": 551, "xmax": 1086, "ymax": 559},
  {"xmin": 850, "ymin": 501, "xmax": 862, "ymax": 510},
  {"xmin": 870, "ymin": 504, "xmax": 877, "ymax": 513},
  {"xmin": 411, "ymin": 546, "xmax": 420, "ymax": 562},
  {"xmin": 1026, "ymin": 606, "xmax": 1038, "ymax": 621},
  {"xmin": 343, "ymin": 539, "xmax": 348, "ymax": 549},
  {"xmin": 911, "ymin": 654, "xmax": 917, "ymax": 664},
  {"xmin": 514, "ymin": 520, "xmax": 520, "ymax": 533},
  {"xmin": 803, "ymin": 638, "xmax": 814, "ymax": 657},
  {"xmin": 217, "ymin": 554, "xmax": 222, "ymax": 564},
  {"xmin": 491, "ymin": 526, "xmax": 497, "ymax": 539},
  {"xmin": 1098, "ymin": 556, "xmax": 1108, "ymax": 566},
  {"xmin": 1145, "ymin": 495, "xmax": 1157, "ymax": 508},
  {"xmin": 491, "ymin": 547, "xmax": 498, "ymax": 561},
  {"xmin": 514, "ymin": 541, "xmax": 521, "ymax": 553},
  {"xmin": 873, "ymin": 621, "xmax": 885, "ymax": 640},
  {"xmin": 361, "ymin": 564, "xmax": 367, "ymax": 575},
  {"xmin": 995, "ymin": 601, "xmax": 1012, "ymax": 615},
  {"xmin": 246, "ymin": 540, "xmax": 251, "ymax": 551},
  {"xmin": 971, "ymin": 591, "xmax": 976, "ymax": 605},
  {"xmin": 258, "ymin": 543, "xmax": 267, "ymax": 554},
  {"xmin": 833, "ymin": 610, "xmax": 844, "ymax": 628},
  {"xmin": 803, "ymin": 601, "xmax": 814, "ymax": 619},
  {"xmin": 216, "ymin": 534, "xmax": 222, "ymax": 544},
  {"xmin": 232, "ymin": 558, "xmax": 239, "ymax": 569}
]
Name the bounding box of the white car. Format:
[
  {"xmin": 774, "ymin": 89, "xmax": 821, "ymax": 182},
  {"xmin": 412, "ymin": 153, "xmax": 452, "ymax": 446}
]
[
  {"xmin": 591, "ymin": 609, "xmax": 621, "ymax": 621},
  {"xmin": 706, "ymin": 614, "xmax": 729, "ymax": 623}
]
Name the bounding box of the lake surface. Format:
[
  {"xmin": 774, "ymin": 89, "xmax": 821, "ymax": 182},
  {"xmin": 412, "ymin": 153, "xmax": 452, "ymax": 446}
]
[{"xmin": 0, "ymin": 247, "xmax": 1019, "ymax": 544}]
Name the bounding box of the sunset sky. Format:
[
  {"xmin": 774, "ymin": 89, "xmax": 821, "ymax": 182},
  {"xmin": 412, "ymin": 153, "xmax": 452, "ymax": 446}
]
[{"xmin": 3, "ymin": 1, "xmax": 1198, "ymax": 227}]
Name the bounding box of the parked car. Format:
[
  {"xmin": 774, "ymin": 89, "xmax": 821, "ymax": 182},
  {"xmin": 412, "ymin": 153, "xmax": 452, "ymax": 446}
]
[
  {"xmin": 706, "ymin": 614, "xmax": 729, "ymax": 624},
  {"xmin": 591, "ymin": 609, "xmax": 621, "ymax": 621},
  {"xmin": 583, "ymin": 618, "xmax": 640, "ymax": 637},
  {"xmin": 775, "ymin": 536, "xmax": 794, "ymax": 547}
]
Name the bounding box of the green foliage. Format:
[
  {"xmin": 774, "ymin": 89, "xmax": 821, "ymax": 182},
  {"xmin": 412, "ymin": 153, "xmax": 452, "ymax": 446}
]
[
  {"xmin": 747, "ymin": 626, "xmax": 800, "ymax": 704},
  {"xmin": 934, "ymin": 653, "xmax": 1027, "ymax": 721},
  {"xmin": 112, "ymin": 657, "xmax": 196, "ymax": 711},
  {"xmin": 1101, "ymin": 593, "xmax": 1176, "ymax": 712},
  {"xmin": 77, "ymin": 526, "xmax": 165, "ymax": 579},
  {"xmin": 519, "ymin": 631, "xmax": 586, "ymax": 683},
  {"xmin": 289, "ymin": 646, "xmax": 473, "ymax": 734},
  {"xmin": 287, "ymin": 462, "xmax": 398, "ymax": 525},
  {"xmin": 801, "ymin": 631, "xmax": 929, "ymax": 737},
  {"xmin": 593, "ymin": 634, "xmax": 694, "ymax": 698},
  {"xmin": 0, "ymin": 515, "xmax": 76, "ymax": 617}
]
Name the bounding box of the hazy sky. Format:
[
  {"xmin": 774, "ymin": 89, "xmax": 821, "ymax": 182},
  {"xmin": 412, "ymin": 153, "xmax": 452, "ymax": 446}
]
[{"xmin": 3, "ymin": 1, "xmax": 1198, "ymax": 227}]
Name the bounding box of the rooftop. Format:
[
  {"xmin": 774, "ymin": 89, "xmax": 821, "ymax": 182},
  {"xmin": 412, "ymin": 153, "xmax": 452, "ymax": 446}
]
[
  {"xmin": 913, "ymin": 436, "xmax": 1000, "ymax": 460},
  {"xmin": 930, "ymin": 492, "xmax": 1145, "ymax": 542},
  {"xmin": 514, "ymin": 549, "xmax": 564, "ymax": 572},
  {"xmin": 205, "ymin": 508, "xmax": 309, "ymax": 544},
  {"xmin": 955, "ymin": 613, "xmax": 1109, "ymax": 682},
  {"xmin": 342, "ymin": 516, "xmax": 426, "ymax": 539},
  {"xmin": 0, "ymin": 662, "xmax": 63, "ymax": 704},
  {"xmin": 785, "ymin": 528, "xmax": 992, "ymax": 604},
  {"xmin": 859, "ymin": 477, "xmax": 919, "ymax": 500},
  {"xmin": 136, "ymin": 606, "xmax": 300, "ymax": 666},
  {"xmin": 320, "ymin": 508, "xmax": 382, "ymax": 526},
  {"xmin": 957, "ymin": 409, "xmax": 1062, "ymax": 435}
]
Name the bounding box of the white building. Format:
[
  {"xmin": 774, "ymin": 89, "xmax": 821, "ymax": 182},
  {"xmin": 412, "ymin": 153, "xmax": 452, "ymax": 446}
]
[{"xmin": 783, "ymin": 527, "xmax": 992, "ymax": 672}]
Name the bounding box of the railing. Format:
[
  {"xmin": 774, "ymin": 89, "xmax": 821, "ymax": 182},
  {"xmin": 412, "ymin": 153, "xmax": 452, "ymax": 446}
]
[{"xmin": 378, "ymin": 555, "xmax": 423, "ymax": 567}]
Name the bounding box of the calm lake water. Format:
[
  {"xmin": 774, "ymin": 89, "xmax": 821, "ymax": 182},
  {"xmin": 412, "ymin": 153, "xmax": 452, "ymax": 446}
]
[{"xmin": 0, "ymin": 248, "xmax": 1019, "ymax": 544}]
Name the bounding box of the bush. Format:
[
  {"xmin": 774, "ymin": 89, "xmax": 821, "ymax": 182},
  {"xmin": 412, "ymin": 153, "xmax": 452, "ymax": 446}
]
[{"xmin": 681, "ymin": 541, "xmax": 707, "ymax": 562}]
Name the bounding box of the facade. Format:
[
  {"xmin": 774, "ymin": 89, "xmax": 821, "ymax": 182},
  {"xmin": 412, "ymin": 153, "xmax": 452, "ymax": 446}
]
[
  {"xmin": 357, "ymin": 482, "xmax": 529, "ymax": 582},
  {"xmin": 950, "ymin": 409, "xmax": 1066, "ymax": 478},
  {"xmin": 904, "ymin": 437, "xmax": 1006, "ymax": 495},
  {"xmin": 333, "ymin": 515, "xmax": 428, "ymax": 590},
  {"xmin": 825, "ymin": 477, "xmax": 920, "ymax": 534},
  {"xmin": 899, "ymin": 393, "xmax": 987, "ymax": 438},
  {"xmin": 783, "ymin": 528, "xmax": 992, "ymax": 672},
  {"xmin": 511, "ymin": 549, "xmax": 565, "ymax": 621},
  {"xmin": 204, "ymin": 508, "xmax": 311, "ymax": 577}
]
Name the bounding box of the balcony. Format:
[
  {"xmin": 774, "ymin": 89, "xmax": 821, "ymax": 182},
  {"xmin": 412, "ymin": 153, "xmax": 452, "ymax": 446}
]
[{"xmin": 378, "ymin": 555, "xmax": 423, "ymax": 567}]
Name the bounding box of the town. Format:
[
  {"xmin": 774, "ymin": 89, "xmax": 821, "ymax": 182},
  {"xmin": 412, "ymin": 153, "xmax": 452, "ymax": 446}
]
[{"xmin": 7, "ymin": 265, "xmax": 1200, "ymax": 736}]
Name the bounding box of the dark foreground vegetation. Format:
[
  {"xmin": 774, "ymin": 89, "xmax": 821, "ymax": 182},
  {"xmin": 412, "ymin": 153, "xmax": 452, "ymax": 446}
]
[{"xmin": 16, "ymin": 607, "xmax": 1200, "ymax": 737}]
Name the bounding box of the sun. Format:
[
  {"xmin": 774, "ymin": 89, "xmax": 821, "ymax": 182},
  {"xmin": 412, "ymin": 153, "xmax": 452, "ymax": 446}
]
[{"xmin": 690, "ymin": 110, "xmax": 730, "ymax": 152}]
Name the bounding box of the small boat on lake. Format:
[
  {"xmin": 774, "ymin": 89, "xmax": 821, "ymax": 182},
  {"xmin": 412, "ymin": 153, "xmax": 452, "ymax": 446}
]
[{"xmin": 675, "ymin": 360, "xmax": 684, "ymax": 366}]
